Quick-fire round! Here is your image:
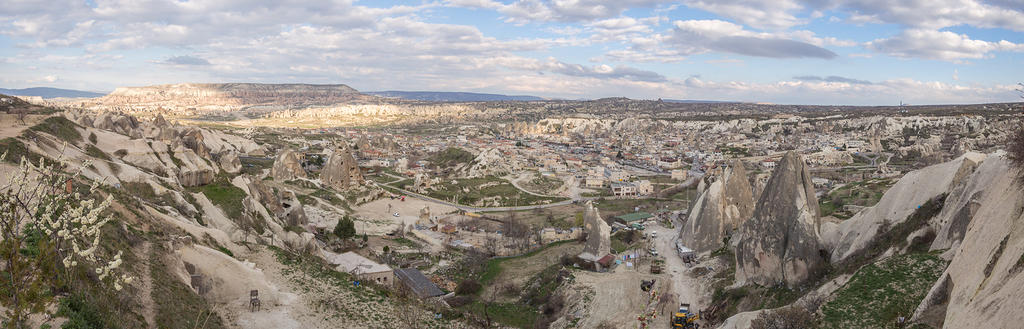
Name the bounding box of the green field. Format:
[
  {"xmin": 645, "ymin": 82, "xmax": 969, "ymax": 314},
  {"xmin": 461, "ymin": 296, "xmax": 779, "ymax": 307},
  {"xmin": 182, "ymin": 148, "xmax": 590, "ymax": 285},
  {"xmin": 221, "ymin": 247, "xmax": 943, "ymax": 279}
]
[
  {"xmin": 426, "ymin": 176, "xmax": 567, "ymax": 207},
  {"xmin": 820, "ymin": 178, "xmax": 895, "ymax": 219},
  {"xmin": 820, "ymin": 253, "xmax": 947, "ymax": 329}
]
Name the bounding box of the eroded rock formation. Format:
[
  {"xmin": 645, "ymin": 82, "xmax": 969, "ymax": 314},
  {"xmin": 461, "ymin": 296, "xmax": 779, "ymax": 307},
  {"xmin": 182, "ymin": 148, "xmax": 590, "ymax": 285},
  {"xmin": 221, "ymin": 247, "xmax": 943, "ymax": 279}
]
[
  {"xmin": 272, "ymin": 148, "xmax": 307, "ymax": 181},
  {"xmin": 219, "ymin": 151, "xmax": 241, "ymax": 175},
  {"xmin": 579, "ymin": 201, "xmax": 611, "ymax": 261},
  {"xmin": 321, "ymin": 145, "xmax": 363, "ymax": 190},
  {"xmin": 735, "ymin": 151, "xmax": 825, "ymax": 288},
  {"xmin": 680, "ymin": 160, "xmax": 755, "ymax": 253}
]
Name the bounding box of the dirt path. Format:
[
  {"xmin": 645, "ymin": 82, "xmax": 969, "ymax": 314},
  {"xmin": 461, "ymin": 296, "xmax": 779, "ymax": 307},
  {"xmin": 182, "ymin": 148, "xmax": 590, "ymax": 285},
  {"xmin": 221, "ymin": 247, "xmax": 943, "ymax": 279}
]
[
  {"xmin": 649, "ymin": 221, "xmax": 707, "ymax": 309},
  {"xmin": 139, "ymin": 241, "xmax": 157, "ymax": 329},
  {"xmin": 572, "ymin": 268, "xmax": 666, "ymax": 328},
  {"xmin": 0, "ymin": 114, "xmax": 46, "ymax": 138}
]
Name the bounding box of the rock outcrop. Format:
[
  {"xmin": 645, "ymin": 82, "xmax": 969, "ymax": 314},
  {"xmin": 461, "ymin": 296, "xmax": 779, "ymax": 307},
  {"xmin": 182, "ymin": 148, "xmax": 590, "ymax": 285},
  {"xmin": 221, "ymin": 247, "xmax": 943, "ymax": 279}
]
[
  {"xmin": 910, "ymin": 152, "xmax": 1024, "ymax": 328},
  {"xmin": 579, "ymin": 201, "xmax": 611, "ymax": 262},
  {"xmin": 825, "ymin": 152, "xmax": 984, "ymax": 262},
  {"xmin": 735, "ymin": 151, "xmax": 825, "ymax": 288},
  {"xmin": 679, "ymin": 160, "xmax": 755, "ymax": 253},
  {"xmin": 173, "ymin": 146, "xmax": 216, "ymax": 187},
  {"xmin": 928, "ymin": 153, "xmax": 999, "ymax": 251},
  {"xmin": 271, "ymin": 148, "xmax": 307, "ymax": 181},
  {"xmin": 321, "ymin": 145, "xmax": 363, "ymax": 190},
  {"xmin": 467, "ymin": 148, "xmax": 512, "ymax": 177},
  {"xmin": 280, "ymin": 191, "xmax": 309, "ymax": 227},
  {"xmin": 219, "ymin": 151, "xmax": 241, "ymax": 174},
  {"xmin": 245, "ymin": 177, "xmax": 285, "ymax": 217}
]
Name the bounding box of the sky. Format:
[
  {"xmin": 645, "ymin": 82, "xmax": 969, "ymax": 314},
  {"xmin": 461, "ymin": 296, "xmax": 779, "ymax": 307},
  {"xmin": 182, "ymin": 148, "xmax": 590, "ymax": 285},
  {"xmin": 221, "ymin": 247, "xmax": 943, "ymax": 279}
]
[{"xmin": 1, "ymin": 0, "xmax": 1023, "ymax": 105}]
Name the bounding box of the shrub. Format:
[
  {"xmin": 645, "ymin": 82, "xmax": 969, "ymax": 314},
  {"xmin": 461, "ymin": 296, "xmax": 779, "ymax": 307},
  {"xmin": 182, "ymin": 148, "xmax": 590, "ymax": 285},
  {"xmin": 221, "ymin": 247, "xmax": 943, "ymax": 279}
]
[
  {"xmin": 456, "ymin": 279, "xmax": 482, "ymax": 296},
  {"xmin": 334, "ymin": 216, "xmax": 356, "ymax": 240},
  {"xmin": 750, "ymin": 306, "xmax": 818, "ymax": 329}
]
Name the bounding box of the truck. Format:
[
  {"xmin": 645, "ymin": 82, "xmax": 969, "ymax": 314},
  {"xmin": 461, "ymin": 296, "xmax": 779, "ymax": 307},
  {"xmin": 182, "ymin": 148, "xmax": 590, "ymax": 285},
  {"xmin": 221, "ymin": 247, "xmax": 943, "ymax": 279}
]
[{"xmin": 672, "ymin": 303, "xmax": 700, "ymax": 329}]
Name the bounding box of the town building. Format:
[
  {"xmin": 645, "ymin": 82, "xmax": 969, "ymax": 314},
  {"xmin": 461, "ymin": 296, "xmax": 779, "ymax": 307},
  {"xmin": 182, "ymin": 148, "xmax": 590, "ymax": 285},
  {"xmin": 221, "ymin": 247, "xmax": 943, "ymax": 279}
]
[
  {"xmin": 394, "ymin": 268, "xmax": 445, "ymax": 300},
  {"xmin": 327, "ymin": 252, "xmax": 393, "ymax": 287}
]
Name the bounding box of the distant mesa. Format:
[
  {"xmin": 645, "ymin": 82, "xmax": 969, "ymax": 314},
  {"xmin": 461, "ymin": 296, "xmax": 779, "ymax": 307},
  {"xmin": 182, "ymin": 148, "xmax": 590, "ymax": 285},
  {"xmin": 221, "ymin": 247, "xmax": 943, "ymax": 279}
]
[
  {"xmin": 99, "ymin": 83, "xmax": 366, "ymax": 107},
  {"xmin": 0, "ymin": 87, "xmax": 106, "ymax": 99},
  {"xmin": 366, "ymin": 91, "xmax": 544, "ymax": 102}
]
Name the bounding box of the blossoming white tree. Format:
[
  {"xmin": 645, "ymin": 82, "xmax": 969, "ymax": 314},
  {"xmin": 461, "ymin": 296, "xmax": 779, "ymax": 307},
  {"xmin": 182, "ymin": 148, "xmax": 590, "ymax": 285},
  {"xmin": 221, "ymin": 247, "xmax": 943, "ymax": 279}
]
[{"xmin": 0, "ymin": 144, "xmax": 128, "ymax": 328}]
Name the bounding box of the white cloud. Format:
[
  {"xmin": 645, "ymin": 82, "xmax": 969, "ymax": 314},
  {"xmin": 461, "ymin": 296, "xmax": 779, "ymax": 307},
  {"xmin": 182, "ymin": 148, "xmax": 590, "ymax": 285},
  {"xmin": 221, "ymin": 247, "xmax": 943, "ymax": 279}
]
[
  {"xmin": 680, "ymin": 0, "xmax": 806, "ymax": 30},
  {"xmin": 448, "ymin": 0, "xmax": 675, "ymax": 23},
  {"xmin": 666, "ymin": 20, "xmax": 838, "ymax": 58},
  {"xmin": 866, "ymin": 29, "xmax": 1024, "ymax": 61},
  {"xmin": 835, "ymin": 0, "xmax": 1024, "ymax": 31}
]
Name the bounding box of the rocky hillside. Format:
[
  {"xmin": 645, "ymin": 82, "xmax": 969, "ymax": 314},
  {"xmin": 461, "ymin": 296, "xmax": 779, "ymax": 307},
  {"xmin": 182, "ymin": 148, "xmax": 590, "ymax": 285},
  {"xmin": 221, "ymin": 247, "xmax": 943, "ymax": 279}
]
[
  {"xmin": 713, "ymin": 148, "xmax": 1024, "ymax": 329},
  {"xmin": 87, "ymin": 83, "xmax": 374, "ymax": 112}
]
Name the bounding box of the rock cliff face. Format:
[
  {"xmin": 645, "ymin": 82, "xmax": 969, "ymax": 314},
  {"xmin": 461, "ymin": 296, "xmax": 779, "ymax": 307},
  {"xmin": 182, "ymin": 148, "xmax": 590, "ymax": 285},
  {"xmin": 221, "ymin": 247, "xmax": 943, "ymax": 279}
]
[
  {"xmin": 579, "ymin": 201, "xmax": 611, "ymax": 261},
  {"xmin": 174, "ymin": 146, "xmax": 216, "ymax": 187},
  {"xmin": 824, "ymin": 152, "xmax": 984, "ymax": 262},
  {"xmin": 910, "ymin": 152, "xmax": 1024, "ymax": 328},
  {"xmin": 735, "ymin": 151, "xmax": 825, "ymax": 288},
  {"xmin": 321, "ymin": 145, "xmax": 363, "ymax": 190},
  {"xmin": 245, "ymin": 177, "xmax": 284, "ymax": 217},
  {"xmin": 680, "ymin": 160, "xmax": 754, "ymax": 253},
  {"xmin": 219, "ymin": 151, "xmax": 241, "ymax": 174},
  {"xmin": 272, "ymin": 149, "xmax": 307, "ymax": 181}
]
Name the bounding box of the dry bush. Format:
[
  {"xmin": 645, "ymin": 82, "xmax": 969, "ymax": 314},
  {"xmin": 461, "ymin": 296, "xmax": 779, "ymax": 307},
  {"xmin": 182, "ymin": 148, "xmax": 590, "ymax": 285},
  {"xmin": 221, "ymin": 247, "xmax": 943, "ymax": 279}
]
[{"xmin": 750, "ymin": 306, "xmax": 818, "ymax": 329}]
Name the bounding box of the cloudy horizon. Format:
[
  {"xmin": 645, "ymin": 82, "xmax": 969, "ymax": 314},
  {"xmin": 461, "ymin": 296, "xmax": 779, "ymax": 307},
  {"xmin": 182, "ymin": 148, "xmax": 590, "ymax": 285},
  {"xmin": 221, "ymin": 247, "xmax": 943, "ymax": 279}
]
[{"xmin": 2, "ymin": 0, "xmax": 1023, "ymax": 105}]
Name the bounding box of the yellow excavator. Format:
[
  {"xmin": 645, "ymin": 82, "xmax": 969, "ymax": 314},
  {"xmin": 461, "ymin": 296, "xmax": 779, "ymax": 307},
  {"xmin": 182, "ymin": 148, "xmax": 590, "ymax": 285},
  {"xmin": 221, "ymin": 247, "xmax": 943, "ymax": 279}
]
[{"xmin": 672, "ymin": 303, "xmax": 700, "ymax": 329}]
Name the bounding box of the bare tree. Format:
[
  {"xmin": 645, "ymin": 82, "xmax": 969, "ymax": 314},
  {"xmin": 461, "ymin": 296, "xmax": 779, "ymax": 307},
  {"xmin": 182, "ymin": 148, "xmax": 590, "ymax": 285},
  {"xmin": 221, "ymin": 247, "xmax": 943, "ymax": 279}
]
[{"xmin": 11, "ymin": 108, "xmax": 28, "ymax": 125}]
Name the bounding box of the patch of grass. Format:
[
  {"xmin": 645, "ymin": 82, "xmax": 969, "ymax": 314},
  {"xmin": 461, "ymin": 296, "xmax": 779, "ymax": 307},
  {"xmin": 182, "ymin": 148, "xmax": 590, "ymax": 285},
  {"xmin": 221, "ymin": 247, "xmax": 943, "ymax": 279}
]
[
  {"xmin": 479, "ymin": 240, "xmax": 575, "ymax": 285},
  {"xmin": 426, "ymin": 175, "xmax": 567, "ymax": 207},
  {"xmin": 429, "ymin": 147, "xmax": 475, "ymax": 167},
  {"xmin": 820, "ymin": 253, "xmax": 947, "ymax": 329},
  {"xmin": 123, "ymin": 181, "xmax": 178, "ymax": 209},
  {"xmin": 151, "ymin": 244, "xmax": 227, "ymax": 329},
  {"xmin": 239, "ymin": 156, "xmax": 273, "ymax": 176},
  {"xmin": 819, "ymin": 178, "xmax": 896, "ymax": 218},
  {"xmin": 832, "ymin": 193, "xmax": 946, "ymax": 275},
  {"xmin": 217, "ymin": 246, "xmax": 235, "ymax": 258},
  {"xmin": 189, "ymin": 176, "xmax": 247, "ymax": 219},
  {"xmin": 0, "ymin": 137, "xmax": 48, "ymax": 165},
  {"xmin": 392, "ymin": 237, "xmax": 422, "ymax": 249},
  {"xmin": 167, "ymin": 151, "xmax": 184, "ymax": 168},
  {"xmin": 463, "ymin": 301, "xmax": 540, "ymax": 329},
  {"xmin": 610, "ymin": 229, "xmax": 642, "ymax": 254},
  {"xmin": 85, "ymin": 144, "xmax": 111, "ymax": 162},
  {"xmin": 309, "ymin": 188, "xmax": 350, "ymax": 210},
  {"xmin": 58, "ymin": 293, "xmax": 112, "ymax": 329},
  {"xmin": 25, "ymin": 116, "xmax": 81, "ymax": 143}
]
